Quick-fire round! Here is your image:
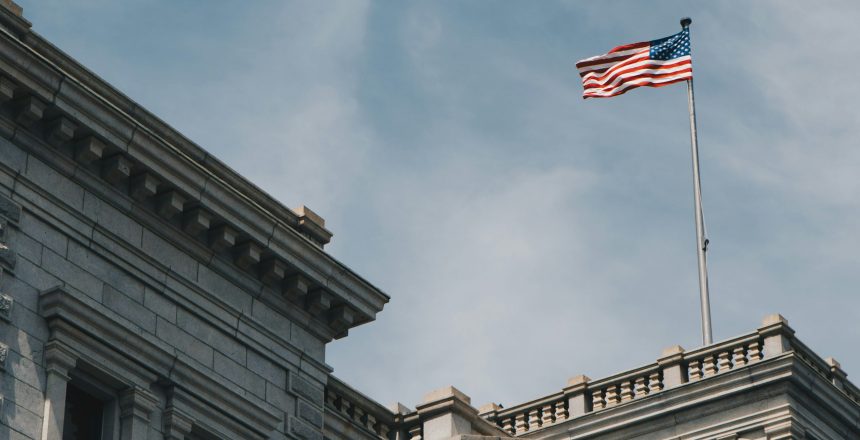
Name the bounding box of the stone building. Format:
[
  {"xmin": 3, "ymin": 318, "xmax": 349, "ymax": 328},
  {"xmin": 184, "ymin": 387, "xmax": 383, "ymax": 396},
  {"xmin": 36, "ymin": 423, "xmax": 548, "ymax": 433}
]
[{"xmin": 0, "ymin": 3, "xmax": 857, "ymax": 440}]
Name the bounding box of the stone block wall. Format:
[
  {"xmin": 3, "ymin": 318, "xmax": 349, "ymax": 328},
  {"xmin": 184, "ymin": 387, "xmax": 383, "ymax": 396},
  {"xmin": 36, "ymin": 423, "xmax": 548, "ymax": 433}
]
[{"xmin": 0, "ymin": 122, "xmax": 330, "ymax": 439}]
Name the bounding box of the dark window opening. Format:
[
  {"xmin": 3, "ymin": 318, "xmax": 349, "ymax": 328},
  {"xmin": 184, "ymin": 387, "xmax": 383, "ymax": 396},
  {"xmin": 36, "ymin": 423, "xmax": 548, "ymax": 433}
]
[{"xmin": 62, "ymin": 383, "xmax": 104, "ymax": 440}]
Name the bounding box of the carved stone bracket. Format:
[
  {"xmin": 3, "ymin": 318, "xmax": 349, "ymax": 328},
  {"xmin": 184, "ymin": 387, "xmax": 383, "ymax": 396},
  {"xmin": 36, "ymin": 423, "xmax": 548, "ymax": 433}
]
[
  {"xmin": 0, "ymin": 193, "xmax": 20, "ymax": 274},
  {"xmin": 0, "ymin": 292, "xmax": 11, "ymax": 322},
  {"xmin": 0, "ymin": 342, "xmax": 8, "ymax": 371}
]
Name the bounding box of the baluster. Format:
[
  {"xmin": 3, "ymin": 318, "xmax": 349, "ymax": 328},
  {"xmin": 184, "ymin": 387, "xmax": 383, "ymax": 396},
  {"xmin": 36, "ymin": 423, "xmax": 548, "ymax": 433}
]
[
  {"xmin": 748, "ymin": 341, "xmax": 763, "ymax": 362},
  {"xmin": 354, "ymin": 407, "xmax": 366, "ymax": 425},
  {"xmin": 554, "ymin": 399, "xmax": 568, "ymax": 422},
  {"xmin": 542, "ymin": 404, "xmax": 555, "ymax": 425},
  {"xmin": 365, "ymin": 414, "xmax": 377, "ymax": 431},
  {"xmin": 341, "ymin": 399, "xmax": 353, "ymax": 418},
  {"xmin": 689, "ymin": 359, "xmax": 703, "ymax": 381},
  {"xmin": 620, "ymin": 380, "xmax": 634, "ymax": 401},
  {"xmin": 717, "ymin": 351, "xmax": 732, "ymax": 373},
  {"xmin": 592, "ymin": 389, "xmax": 606, "ymax": 410},
  {"xmin": 502, "ymin": 417, "xmax": 514, "ymax": 435},
  {"xmin": 703, "ymin": 355, "xmax": 717, "ymax": 376},
  {"xmin": 605, "ymin": 385, "xmax": 619, "ymax": 406},
  {"xmin": 378, "ymin": 423, "xmax": 390, "ymax": 439},
  {"xmin": 326, "ymin": 390, "xmax": 337, "ymax": 408},
  {"xmin": 648, "ymin": 372, "xmax": 663, "ymax": 393},
  {"xmin": 515, "ymin": 412, "xmax": 527, "ymax": 434},
  {"xmin": 732, "ymin": 345, "xmax": 748, "ymax": 367},
  {"xmin": 528, "ymin": 407, "xmax": 541, "ymax": 431},
  {"xmin": 408, "ymin": 425, "xmax": 422, "ymax": 440},
  {"xmin": 634, "ymin": 376, "xmax": 649, "ymax": 397}
]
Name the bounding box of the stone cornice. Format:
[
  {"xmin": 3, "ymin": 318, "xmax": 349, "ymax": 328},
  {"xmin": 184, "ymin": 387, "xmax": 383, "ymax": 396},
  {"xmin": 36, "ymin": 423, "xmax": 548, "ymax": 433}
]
[
  {"xmin": 1, "ymin": 156, "xmax": 340, "ymax": 356},
  {"xmin": 0, "ymin": 22, "xmax": 389, "ymax": 336}
]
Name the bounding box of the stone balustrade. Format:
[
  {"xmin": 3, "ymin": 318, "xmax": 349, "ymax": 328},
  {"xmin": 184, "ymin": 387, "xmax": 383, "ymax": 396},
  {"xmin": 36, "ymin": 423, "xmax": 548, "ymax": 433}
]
[
  {"xmin": 322, "ymin": 315, "xmax": 860, "ymax": 439},
  {"xmin": 683, "ymin": 332, "xmax": 763, "ymax": 382},
  {"xmin": 486, "ymin": 314, "xmax": 857, "ymax": 437},
  {"xmin": 325, "ymin": 375, "xmax": 397, "ymax": 439}
]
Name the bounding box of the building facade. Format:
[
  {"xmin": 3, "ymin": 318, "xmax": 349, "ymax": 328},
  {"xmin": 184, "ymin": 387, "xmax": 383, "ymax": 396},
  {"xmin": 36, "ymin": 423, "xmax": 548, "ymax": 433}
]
[{"xmin": 0, "ymin": 3, "xmax": 856, "ymax": 440}]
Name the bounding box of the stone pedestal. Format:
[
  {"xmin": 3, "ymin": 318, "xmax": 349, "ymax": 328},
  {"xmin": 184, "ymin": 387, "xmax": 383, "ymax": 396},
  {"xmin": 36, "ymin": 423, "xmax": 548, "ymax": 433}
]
[{"xmin": 657, "ymin": 345, "xmax": 686, "ymax": 389}]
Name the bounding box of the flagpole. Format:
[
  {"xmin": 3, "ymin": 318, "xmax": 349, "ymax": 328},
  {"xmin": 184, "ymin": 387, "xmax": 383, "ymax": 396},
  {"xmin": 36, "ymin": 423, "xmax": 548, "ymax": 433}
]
[{"xmin": 680, "ymin": 17, "xmax": 713, "ymax": 346}]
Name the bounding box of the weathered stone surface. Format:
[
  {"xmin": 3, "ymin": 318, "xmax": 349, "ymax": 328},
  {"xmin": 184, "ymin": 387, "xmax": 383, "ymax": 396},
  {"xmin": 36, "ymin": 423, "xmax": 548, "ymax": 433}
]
[
  {"xmin": 182, "ymin": 207, "xmax": 211, "ymax": 236},
  {"xmin": 0, "ymin": 291, "xmax": 13, "ymax": 322},
  {"xmin": 289, "ymin": 371, "xmax": 324, "ymax": 404},
  {"xmin": 129, "ymin": 172, "xmax": 159, "ymax": 201},
  {"xmin": 176, "ymin": 307, "xmax": 245, "ymax": 364},
  {"xmin": 290, "ymin": 415, "xmax": 324, "ymax": 440},
  {"xmin": 234, "ymin": 241, "xmax": 262, "ymax": 270},
  {"xmin": 18, "ymin": 211, "xmax": 68, "ymax": 256},
  {"xmin": 209, "ymin": 223, "xmax": 237, "ymax": 252},
  {"xmin": 305, "ymin": 290, "xmax": 331, "ymax": 316},
  {"xmin": 214, "ymin": 351, "xmax": 265, "ymax": 398},
  {"xmin": 0, "ymin": 75, "xmax": 15, "ymax": 103},
  {"xmin": 25, "ymin": 156, "xmax": 85, "ymax": 211},
  {"xmin": 156, "ymin": 316, "xmax": 214, "ymax": 367},
  {"xmin": 298, "ymin": 399, "xmax": 323, "ymax": 428},
  {"xmin": 155, "ymin": 190, "xmax": 185, "ymax": 220},
  {"xmin": 45, "ymin": 116, "xmax": 76, "ymax": 147},
  {"xmin": 74, "ymin": 136, "xmax": 106, "ymax": 165},
  {"xmin": 66, "ymin": 240, "xmax": 145, "ymax": 301},
  {"xmin": 102, "ymin": 284, "xmax": 156, "ymax": 333},
  {"xmin": 14, "ymin": 95, "xmax": 45, "ymax": 126},
  {"xmin": 101, "ymin": 154, "xmax": 132, "ymax": 184},
  {"xmin": 247, "ymin": 349, "xmax": 286, "ymax": 386},
  {"xmin": 141, "ymin": 229, "xmax": 198, "ymax": 281},
  {"xmin": 260, "ymin": 258, "xmax": 286, "ymax": 286},
  {"xmin": 0, "ymin": 192, "xmax": 21, "ymax": 222},
  {"xmin": 143, "ymin": 286, "xmax": 176, "ymax": 323}
]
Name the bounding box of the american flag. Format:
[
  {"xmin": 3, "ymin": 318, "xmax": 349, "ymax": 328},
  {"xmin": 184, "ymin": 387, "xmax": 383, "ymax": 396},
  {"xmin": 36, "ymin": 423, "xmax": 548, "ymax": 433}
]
[{"xmin": 576, "ymin": 29, "xmax": 692, "ymax": 99}]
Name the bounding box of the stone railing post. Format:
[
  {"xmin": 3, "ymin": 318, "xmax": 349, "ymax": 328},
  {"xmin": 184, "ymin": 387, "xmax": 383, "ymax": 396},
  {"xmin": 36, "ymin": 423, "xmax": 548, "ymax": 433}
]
[
  {"xmin": 477, "ymin": 402, "xmax": 501, "ymax": 423},
  {"xmin": 416, "ymin": 386, "xmax": 474, "ymax": 439},
  {"xmin": 826, "ymin": 357, "xmax": 848, "ymax": 391},
  {"xmin": 40, "ymin": 341, "xmax": 77, "ymax": 440},
  {"xmin": 563, "ymin": 375, "xmax": 590, "ymax": 417},
  {"xmin": 657, "ymin": 345, "xmax": 686, "ymax": 389},
  {"xmin": 758, "ymin": 314, "xmax": 794, "ymax": 359}
]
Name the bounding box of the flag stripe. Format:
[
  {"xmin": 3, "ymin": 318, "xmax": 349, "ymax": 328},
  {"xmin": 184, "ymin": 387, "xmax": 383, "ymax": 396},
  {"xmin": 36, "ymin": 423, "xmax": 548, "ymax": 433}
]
[
  {"xmin": 576, "ymin": 29, "xmax": 692, "ymax": 99},
  {"xmin": 583, "ymin": 57, "xmax": 691, "ymax": 89},
  {"xmin": 583, "ymin": 72, "xmax": 692, "ymax": 98},
  {"xmin": 578, "ymin": 50, "xmax": 649, "ymax": 77},
  {"xmin": 580, "ymin": 52, "xmax": 656, "ymax": 82},
  {"xmin": 575, "ymin": 47, "xmax": 648, "ymax": 71},
  {"xmin": 583, "ymin": 66, "xmax": 692, "ymax": 94}
]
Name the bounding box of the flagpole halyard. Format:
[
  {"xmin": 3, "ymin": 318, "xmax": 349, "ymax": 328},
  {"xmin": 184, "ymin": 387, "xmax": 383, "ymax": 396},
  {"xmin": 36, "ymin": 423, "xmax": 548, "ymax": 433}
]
[{"xmin": 681, "ymin": 17, "xmax": 713, "ymax": 346}]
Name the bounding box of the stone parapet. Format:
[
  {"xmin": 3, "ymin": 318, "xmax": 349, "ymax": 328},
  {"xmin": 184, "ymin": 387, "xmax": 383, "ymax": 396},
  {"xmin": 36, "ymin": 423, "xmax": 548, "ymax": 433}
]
[
  {"xmin": 323, "ymin": 314, "xmax": 860, "ymax": 439},
  {"xmin": 325, "ymin": 375, "xmax": 397, "ymax": 439},
  {"xmin": 478, "ymin": 314, "xmax": 856, "ymax": 437}
]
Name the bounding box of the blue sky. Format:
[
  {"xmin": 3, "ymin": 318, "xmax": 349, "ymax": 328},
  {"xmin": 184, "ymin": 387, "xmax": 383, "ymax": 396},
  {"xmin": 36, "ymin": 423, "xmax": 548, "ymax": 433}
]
[{"xmin": 18, "ymin": 1, "xmax": 860, "ymax": 409}]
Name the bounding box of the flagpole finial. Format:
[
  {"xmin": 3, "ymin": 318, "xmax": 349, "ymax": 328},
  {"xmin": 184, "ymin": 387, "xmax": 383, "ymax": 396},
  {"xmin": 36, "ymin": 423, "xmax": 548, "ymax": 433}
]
[{"xmin": 680, "ymin": 17, "xmax": 692, "ymax": 28}]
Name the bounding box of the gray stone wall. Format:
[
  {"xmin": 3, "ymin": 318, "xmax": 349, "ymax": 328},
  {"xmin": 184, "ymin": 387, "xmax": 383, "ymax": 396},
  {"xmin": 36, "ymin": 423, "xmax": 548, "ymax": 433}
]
[{"xmin": 0, "ymin": 131, "xmax": 332, "ymax": 439}]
